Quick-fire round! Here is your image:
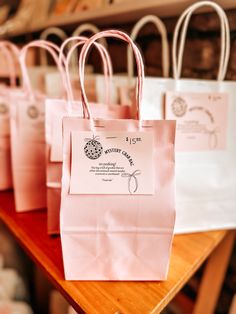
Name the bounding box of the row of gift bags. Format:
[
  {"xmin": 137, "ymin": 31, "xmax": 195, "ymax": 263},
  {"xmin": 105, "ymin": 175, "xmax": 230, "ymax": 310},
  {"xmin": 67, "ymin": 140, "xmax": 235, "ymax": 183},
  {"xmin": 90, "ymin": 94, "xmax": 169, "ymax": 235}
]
[{"xmin": 0, "ymin": 0, "xmax": 235, "ymax": 280}]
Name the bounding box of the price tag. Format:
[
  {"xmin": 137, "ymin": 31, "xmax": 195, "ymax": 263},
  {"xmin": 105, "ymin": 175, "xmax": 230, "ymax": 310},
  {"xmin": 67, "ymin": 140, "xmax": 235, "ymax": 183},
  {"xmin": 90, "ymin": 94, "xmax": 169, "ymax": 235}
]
[
  {"xmin": 165, "ymin": 92, "xmax": 228, "ymax": 151},
  {"xmin": 70, "ymin": 131, "xmax": 154, "ymax": 195}
]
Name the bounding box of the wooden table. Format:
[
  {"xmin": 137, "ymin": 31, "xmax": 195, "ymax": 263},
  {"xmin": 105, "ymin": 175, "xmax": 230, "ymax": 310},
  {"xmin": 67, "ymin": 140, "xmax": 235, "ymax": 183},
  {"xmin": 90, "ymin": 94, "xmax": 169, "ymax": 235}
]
[{"xmin": 0, "ymin": 191, "xmax": 234, "ymax": 314}]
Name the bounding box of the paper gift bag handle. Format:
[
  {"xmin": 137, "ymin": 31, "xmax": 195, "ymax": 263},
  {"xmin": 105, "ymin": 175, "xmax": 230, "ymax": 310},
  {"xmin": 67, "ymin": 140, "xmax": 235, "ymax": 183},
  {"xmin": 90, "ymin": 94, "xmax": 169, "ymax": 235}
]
[
  {"xmin": 128, "ymin": 15, "xmax": 169, "ymax": 79},
  {"xmin": 0, "ymin": 41, "xmax": 20, "ymax": 87},
  {"xmin": 173, "ymin": 1, "xmax": 230, "ymax": 81},
  {"xmin": 72, "ymin": 23, "xmax": 107, "ymax": 47},
  {"xmin": 177, "ymin": 2, "xmax": 230, "ymax": 80},
  {"xmin": 79, "ymin": 30, "xmax": 144, "ymax": 125},
  {"xmin": 63, "ymin": 36, "xmax": 112, "ymax": 109},
  {"xmin": 0, "ymin": 41, "xmax": 20, "ymax": 61},
  {"xmin": 39, "ymin": 27, "xmax": 68, "ymax": 66},
  {"xmin": 19, "ymin": 40, "xmax": 67, "ymax": 101},
  {"xmin": 60, "ymin": 36, "xmax": 112, "ymax": 81},
  {"xmin": 71, "ymin": 23, "xmax": 108, "ymax": 73},
  {"xmin": 0, "ymin": 43, "xmax": 17, "ymax": 87}
]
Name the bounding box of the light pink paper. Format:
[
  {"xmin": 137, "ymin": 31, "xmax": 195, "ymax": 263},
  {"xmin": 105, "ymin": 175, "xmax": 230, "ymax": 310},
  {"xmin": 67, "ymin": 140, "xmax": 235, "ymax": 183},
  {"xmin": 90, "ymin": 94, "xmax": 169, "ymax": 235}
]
[
  {"xmin": 0, "ymin": 88, "xmax": 13, "ymax": 190},
  {"xmin": 61, "ymin": 117, "xmax": 176, "ymax": 280},
  {"xmin": 10, "ymin": 92, "xmax": 47, "ymax": 211},
  {"xmin": 46, "ymin": 34, "xmax": 131, "ymax": 234},
  {"xmin": 165, "ymin": 91, "xmax": 228, "ymax": 151},
  {"xmin": 46, "ymin": 99, "xmax": 131, "ymax": 234},
  {"xmin": 60, "ymin": 29, "xmax": 176, "ymax": 281},
  {"xmin": 70, "ymin": 130, "xmax": 154, "ymax": 195}
]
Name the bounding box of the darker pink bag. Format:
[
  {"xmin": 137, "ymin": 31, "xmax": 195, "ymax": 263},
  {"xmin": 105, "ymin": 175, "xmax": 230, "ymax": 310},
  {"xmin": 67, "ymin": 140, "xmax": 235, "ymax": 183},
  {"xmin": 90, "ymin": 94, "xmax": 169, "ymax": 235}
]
[
  {"xmin": 0, "ymin": 42, "xmax": 19, "ymax": 190},
  {"xmin": 60, "ymin": 30, "xmax": 176, "ymax": 280},
  {"xmin": 10, "ymin": 40, "xmax": 67, "ymax": 212},
  {"xmin": 46, "ymin": 36, "xmax": 131, "ymax": 234}
]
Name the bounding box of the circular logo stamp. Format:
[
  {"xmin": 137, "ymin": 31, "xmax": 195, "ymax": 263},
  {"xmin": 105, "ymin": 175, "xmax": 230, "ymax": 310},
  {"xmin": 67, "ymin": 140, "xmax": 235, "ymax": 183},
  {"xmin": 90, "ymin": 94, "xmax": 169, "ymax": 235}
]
[
  {"xmin": 84, "ymin": 136, "xmax": 103, "ymax": 160},
  {"xmin": 27, "ymin": 105, "xmax": 39, "ymax": 119},
  {"xmin": 0, "ymin": 103, "xmax": 8, "ymax": 115},
  {"xmin": 171, "ymin": 97, "xmax": 187, "ymax": 117}
]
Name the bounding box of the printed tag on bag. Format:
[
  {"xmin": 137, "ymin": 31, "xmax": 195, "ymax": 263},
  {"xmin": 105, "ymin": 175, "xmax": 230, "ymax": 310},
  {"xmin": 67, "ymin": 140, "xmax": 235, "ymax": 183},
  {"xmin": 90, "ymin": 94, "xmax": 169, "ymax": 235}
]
[
  {"xmin": 0, "ymin": 99, "xmax": 10, "ymax": 136},
  {"xmin": 18, "ymin": 101, "xmax": 45, "ymax": 142},
  {"xmin": 70, "ymin": 131, "xmax": 154, "ymax": 195},
  {"xmin": 165, "ymin": 92, "xmax": 228, "ymax": 151}
]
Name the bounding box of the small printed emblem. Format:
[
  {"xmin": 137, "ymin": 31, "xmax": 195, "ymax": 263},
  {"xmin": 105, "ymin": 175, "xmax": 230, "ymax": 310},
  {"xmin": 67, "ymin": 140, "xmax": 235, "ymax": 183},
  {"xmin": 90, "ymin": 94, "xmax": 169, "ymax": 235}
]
[
  {"xmin": 84, "ymin": 135, "xmax": 103, "ymax": 160},
  {"xmin": 171, "ymin": 97, "xmax": 187, "ymax": 117},
  {"xmin": 0, "ymin": 103, "xmax": 8, "ymax": 115},
  {"xmin": 27, "ymin": 105, "xmax": 39, "ymax": 119}
]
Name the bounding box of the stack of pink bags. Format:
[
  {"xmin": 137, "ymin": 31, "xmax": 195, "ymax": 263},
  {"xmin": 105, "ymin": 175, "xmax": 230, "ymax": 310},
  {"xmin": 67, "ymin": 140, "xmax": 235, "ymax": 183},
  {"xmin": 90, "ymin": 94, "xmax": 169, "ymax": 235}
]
[
  {"xmin": 0, "ymin": 30, "xmax": 176, "ymax": 281},
  {"xmin": 1, "ymin": 0, "xmax": 235, "ymax": 282}
]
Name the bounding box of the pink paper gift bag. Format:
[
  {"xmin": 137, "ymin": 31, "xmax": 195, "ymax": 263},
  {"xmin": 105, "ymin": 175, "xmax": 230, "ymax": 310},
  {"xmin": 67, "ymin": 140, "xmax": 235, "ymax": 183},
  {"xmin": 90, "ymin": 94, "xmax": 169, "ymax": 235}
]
[
  {"xmin": 46, "ymin": 36, "xmax": 131, "ymax": 234},
  {"xmin": 10, "ymin": 40, "xmax": 66, "ymax": 212},
  {"xmin": 0, "ymin": 42, "xmax": 20, "ymax": 190},
  {"xmin": 60, "ymin": 30, "xmax": 176, "ymax": 280}
]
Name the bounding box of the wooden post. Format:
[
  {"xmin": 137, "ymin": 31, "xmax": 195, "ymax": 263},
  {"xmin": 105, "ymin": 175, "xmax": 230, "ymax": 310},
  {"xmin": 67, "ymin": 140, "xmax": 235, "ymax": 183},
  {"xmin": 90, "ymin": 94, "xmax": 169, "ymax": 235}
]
[{"xmin": 193, "ymin": 231, "xmax": 235, "ymax": 314}]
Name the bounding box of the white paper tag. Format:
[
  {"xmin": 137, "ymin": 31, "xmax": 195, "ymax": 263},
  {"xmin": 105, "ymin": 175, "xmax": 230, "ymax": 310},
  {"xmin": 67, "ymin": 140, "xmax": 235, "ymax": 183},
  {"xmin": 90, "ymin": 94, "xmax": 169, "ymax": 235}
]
[
  {"xmin": 18, "ymin": 101, "xmax": 45, "ymax": 142},
  {"xmin": 70, "ymin": 131, "xmax": 154, "ymax": 195}
]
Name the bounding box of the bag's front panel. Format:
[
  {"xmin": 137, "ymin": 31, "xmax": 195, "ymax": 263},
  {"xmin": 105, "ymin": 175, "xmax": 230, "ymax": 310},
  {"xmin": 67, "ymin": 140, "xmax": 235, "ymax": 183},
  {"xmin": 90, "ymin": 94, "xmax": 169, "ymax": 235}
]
[
  {"xmin": 141, "ymin": 78, "xmax": 174, "ymax": 120},
  {"xmin": 60, "ymin": 117, "xmax": 175, "ymax": 280},
  {"xmin": 10, "ymin": 95, "xmax": 46, "ymax": 211},
  {"xmin": 62, "ymin": 231, "xmax": 173, "ymax": 280},
  {"xmin": 170, "ymin": 79, "xmax": 236, "ymax": 233}
]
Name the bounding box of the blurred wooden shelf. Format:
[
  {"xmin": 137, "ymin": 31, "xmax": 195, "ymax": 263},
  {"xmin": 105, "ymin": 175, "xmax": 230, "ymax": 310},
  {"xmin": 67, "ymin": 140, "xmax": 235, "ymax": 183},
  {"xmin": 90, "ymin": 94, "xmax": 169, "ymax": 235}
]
[
  {"xmin": 5, "ymin": 0, "xmax": 236, "ymax": 38},
  {"xmin": 0, "ymin": 191, "xmax": 234, "ymax": 313}
]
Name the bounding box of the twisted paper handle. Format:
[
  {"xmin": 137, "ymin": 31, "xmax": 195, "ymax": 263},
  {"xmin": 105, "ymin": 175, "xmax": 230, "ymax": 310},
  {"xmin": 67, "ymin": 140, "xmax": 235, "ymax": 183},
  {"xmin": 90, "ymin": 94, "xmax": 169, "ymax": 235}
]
[
  {"xmin": 173, "ymin": 1, "xmax": 230, "ymax": 81},
  {"xmin": 78, "ymin": 30, "xmax": 145, "ymax": 128},
  {"xmin": 128, "ymin": 15, "xmax": 169, "ymax": 79},
  {"xmin": 19, "ymin": 39, "xmax": 67, "ymax": 101},
  {"xmin": 62, "ymin": 36, "xmax": 112, "ymax": 112}
]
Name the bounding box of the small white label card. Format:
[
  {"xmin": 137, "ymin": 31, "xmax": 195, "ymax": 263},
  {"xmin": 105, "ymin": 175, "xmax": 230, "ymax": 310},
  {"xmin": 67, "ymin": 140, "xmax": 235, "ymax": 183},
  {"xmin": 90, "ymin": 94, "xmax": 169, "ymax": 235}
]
[
  {"xmin": 18, "ymin": 101, "xmax": 45, "ymax": 142},
  {"xmin": 165, "ymin": 92, "xmax": 228, "ymax": 151},
  {"xmin": 70, "ymin": 131, "xmax": 154, "ymax": 195}
]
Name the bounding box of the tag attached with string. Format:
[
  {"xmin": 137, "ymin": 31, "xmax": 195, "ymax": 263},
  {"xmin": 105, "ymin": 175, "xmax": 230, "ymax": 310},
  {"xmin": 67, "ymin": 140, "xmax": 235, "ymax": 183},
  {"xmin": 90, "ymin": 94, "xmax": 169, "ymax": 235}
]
[
  {"xmin": 165, "ymin": 92, "xmax": 228, "ymax": 152},
  {"xmin": 70, "ymin": 131, "xmax": 154, "ymax": 195}
]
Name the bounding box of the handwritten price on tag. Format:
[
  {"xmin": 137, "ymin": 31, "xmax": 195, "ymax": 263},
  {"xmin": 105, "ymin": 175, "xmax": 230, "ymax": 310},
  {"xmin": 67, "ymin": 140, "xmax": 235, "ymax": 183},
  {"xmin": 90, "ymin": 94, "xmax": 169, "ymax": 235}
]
[
  {"xmin": 126, "ymin": 137, "xmax": 142, "ymax": 145},
  {"xmin": 208, "ymin": 94, "xmax": 222, "ymax": 102}
]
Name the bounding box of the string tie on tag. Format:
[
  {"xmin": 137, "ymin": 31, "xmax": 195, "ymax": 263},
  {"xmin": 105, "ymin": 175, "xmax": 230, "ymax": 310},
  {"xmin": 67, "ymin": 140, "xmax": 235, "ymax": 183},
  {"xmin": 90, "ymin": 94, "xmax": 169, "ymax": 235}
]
[
  {"xmin": 122, "ymin": 170, "xmax": 141, "ymax": 194},
  {"xmin": 205, "ymin": 127, "xmax": 219, "ymax": 150}
]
